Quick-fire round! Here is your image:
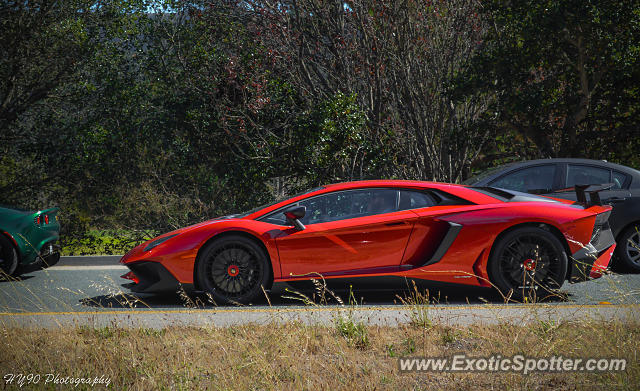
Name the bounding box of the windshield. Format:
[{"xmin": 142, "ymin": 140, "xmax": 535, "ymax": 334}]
[
  {"xmin": 462, "ymin": 163, "xmax": 516, "ymax": 185},
  {"xmin": 232, "ymin": 186, "xmax": 325, "ymax": 218}
]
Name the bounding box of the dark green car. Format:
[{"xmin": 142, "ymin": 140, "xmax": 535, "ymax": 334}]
[{"xmin": 0, "ymin": 206, "xmax": 60, "ymax": 276}]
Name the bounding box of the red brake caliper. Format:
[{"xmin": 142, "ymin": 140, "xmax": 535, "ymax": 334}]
[
  {"xmin": 523, "ymin": 258, "xmax": 537, "ymax": 271},
  {"xmin": 227, "ymin": 265, "xmax": 239, "ymax": 277}
]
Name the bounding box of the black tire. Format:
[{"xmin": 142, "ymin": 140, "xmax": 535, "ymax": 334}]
[
  {"xmin": 0, "ymin": 235, "xmax": 18, "ymax": 277},
  {"xmin": 614, "ymin": 224, "xmax": 640, "ymax": 273},
  {"xmin": 488, "ymin": 227, "xmax": 568, "ymax": 302},
  {"xmin": 196, "ymin": 235, "xmax": 270, "ymax": 304}
]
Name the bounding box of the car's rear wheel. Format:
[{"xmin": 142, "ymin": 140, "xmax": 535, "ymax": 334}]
[
  {"xmin": 196, "ymin": 235, "xmax": 270, "ymax": 304},
  {"xmin": 0, "ymin": 235, "xmax": 18, "ymax": 277},
  {"xmin": 615, "ymin": 224, "xmax": 640, "ymax": 273},
  {"xmin": 488, "ymin": 227, "xmax": 567, "ymax": 302}
]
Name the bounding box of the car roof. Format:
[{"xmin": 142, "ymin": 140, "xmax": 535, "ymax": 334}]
[
  {"xmin": 468, "ymin": 158, "xmax": 640, "ymax": 186},
  {"xmin": 512, "ymin": 158, "xmax": 639, "ymax": 173},
  {"xmin": 244, "ymin": 180, "xmax": 500, "ymax": 219},
  {"xmin": 322, "ymin": 179, "xmax": 447, "ymax": 190},
  {"xmin": 319, "ymin": 179, "xmax": 491, "ymax": 196}
]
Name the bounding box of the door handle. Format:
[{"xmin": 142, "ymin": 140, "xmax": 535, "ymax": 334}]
[
  {"xmin": 606, "ymin": 197, "xmax": 626, "ymax": 204},
  {"xmin": 384, "ymin": 221, "xmax": 406, "ymax": 227}
]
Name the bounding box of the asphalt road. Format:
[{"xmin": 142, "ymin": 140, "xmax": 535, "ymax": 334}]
[{"xmin": 1, "ymin": 256, "xmax": 639, "ymax": 328}]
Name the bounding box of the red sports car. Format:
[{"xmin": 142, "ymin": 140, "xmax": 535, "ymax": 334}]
[{"xmin": 120, "ymin": 180, "xmax": 616, "ymax": 303}]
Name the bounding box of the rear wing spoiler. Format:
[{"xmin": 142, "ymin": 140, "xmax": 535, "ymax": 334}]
[{"xmin": 574, "ymin": 183, "xmax": 613, "ymax": 206}]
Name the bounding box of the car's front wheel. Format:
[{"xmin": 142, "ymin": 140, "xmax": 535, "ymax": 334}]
[
  {"xmin": 196, "ymin": 235, "xmax": 270, "ymax": 304},
  {"xmin": 488, "ymin": 227, "xmax": 568, "ymax": 302},
  {"xmin": 0, "ymin": 235, "xmax": 18, "ymax": 277},
  {"xmin": 615, "ymin": 224, "xmax": 640, "ymax": 273}
]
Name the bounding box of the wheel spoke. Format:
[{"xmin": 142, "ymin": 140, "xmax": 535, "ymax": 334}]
[
  {"xmin": 625, "ymin": 233, "xmax": 640, "ymax": 264},
  {"xmin": 503, "ymin": 246, "xmax": 521, "ymax": 262},
  {"xmin": 238, "ymin": 251, "xmax": 251, "ymax": 265}
]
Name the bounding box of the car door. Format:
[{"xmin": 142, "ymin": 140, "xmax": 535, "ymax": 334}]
[{"xmin": 270, "ymin": 188, "xmax": 419, "ymax": 277}]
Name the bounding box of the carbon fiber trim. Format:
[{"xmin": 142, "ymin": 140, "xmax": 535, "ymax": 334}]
[
  {"xmin": 124, "ymin": 261, "xmax": 182, "ymax": 293},
  {"xmin": 569, "ymin": 227, "xmax": 615, "ymax": 283},
  {"xmin": 419, "ymin": 222, "xmax": 462, "ymax": 267}
]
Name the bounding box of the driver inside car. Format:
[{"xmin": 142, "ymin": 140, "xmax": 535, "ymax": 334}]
[{"xmin": 366, "ymin": 191, "xmax": 396, "ymax": 214}]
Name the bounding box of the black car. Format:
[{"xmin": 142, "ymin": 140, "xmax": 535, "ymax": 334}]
[{"xmin": 464, "ymin": 158, "xmax": 640, "ymax": 272}]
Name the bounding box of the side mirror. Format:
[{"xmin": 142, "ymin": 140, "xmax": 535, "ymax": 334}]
[{"xmin": 283, "ymin": 205, "xmax": 306, "ymax": 230}]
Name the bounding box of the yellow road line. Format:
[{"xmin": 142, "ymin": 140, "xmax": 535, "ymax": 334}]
[{"xmin": 1, "ymin": 303, "xmax": 637, "ymax": 317}]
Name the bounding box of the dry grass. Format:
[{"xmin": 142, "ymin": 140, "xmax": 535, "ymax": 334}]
[
  {"xmin": 1, "ymin": 254, "xmax": 638, "ymax": 390},
  {"xmin": 0, "ymin": 319, "xmax": 638, "ymax": 390}
]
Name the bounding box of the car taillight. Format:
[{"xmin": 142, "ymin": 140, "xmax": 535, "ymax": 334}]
[
  {"xmin": 44, "ymin": 215, "xmax": 49, "ymax": 224},
  {"xmin": 35, "ymin": 216, "xmax": 41, "ymax": 225}
]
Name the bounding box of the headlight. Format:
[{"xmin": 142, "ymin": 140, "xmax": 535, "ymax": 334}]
[{"xmin": 143, "ymin": 233, "xmax": 179, "ymax": 252}]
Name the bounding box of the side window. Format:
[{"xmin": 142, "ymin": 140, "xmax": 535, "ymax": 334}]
[
  {"xmin": 300, "ymin": 189, "xmax": 398, "ymax": 224},
  {"xmin": 398, "ymin": 190, "xmax": 436, "ymax": 210},
  {"xmin": 567, "ymin": 165, "xmax": 610, "ymax": 187},
  {"xmin": 612, "ymin": 171, "xmax": 628, "ymax": 190},
  {"xmin": 489, "ymin": 165, "xmax": 556, "ymax": 193},
  {"xmin": 260, "ymin": 188, "xmax": 399, "ymax": 226},
  {"xmin": 261, "ymin": 211, "xmax": 288, "ymax": 226}
]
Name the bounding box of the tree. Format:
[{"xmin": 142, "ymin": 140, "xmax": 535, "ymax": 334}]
[
  {"xmin": 479, "ymin": 0, "xmax": 640, "ymax": 159},
  {"xmin": 246, "ymin": 0, "xmax": 491, "ymax": 182},
  {"xmin": 385, "ymin": 0, "xmax": 491, "ymax": 181},
  {"xmin": 0, "ymin": 0, "xmax": 137, "ymax": 139},
  {"xmin": 0, "ymin": 0, "xmax": 146, "ymax": 206}
]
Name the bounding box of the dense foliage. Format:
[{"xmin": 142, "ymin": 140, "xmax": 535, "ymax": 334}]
[{"xmin": 1, "ymin": 0, "xmax": 638, "ymax": 247}]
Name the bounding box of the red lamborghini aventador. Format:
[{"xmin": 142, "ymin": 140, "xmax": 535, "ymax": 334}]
[{"xmin": 120, "ymin": 180, "xmax": 616, "ymax": 303}]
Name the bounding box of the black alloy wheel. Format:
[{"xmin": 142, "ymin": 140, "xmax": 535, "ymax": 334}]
[
  {"xmin": 614, "ymin": 224, "xmax": 640, "ymax": 273},
  {"xmin": 488, "ymin": 227, "xmax": 567, "ymax": 302},
  {"xmin": 196, "ymin": 235, "xmax": 270, "ymax": 304}
]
